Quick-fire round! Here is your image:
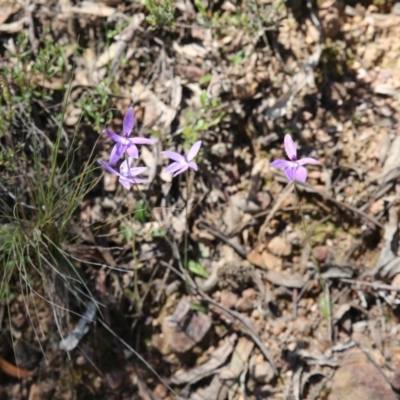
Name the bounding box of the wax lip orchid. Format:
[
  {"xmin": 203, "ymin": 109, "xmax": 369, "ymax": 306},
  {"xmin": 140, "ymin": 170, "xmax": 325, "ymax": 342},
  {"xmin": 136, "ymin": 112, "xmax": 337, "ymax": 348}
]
[
  {"xmin": 104, "ymin": 107, "xmax": 154, "ymax": 165},
  {"xmin": 270, "ymin": 134, "xmax": 319, "ymax": 182},
  {"xmin": 161, "ymin": 141, "xmax": 202, "ymax": 177},
  {"xmin": 98, "ymin": 158, "xmax": 148, "ymax": 190}
]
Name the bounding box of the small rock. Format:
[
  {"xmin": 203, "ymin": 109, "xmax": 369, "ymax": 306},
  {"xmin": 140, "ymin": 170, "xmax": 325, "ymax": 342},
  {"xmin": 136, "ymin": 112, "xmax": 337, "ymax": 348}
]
[
  {"xmin": 251, "ymin": 362, "xmax": 275, "ymax": 383},
  {"xmin": 219, "ymin": 290, "xmax": 238, "ymax": 309},
  {"xmin": 328, "ymin": 349, "xmax": 397, "ymax": 400},
  {"xmin": 235, "ymin": 297, "xmax": 254, "ymax": 312},
  {"xmin": 313, "ymin": 245, "xmax": 330, "ymax": 264},
  {"xmin": 267, "ymin": 236, "xmax": 292, "ymax": 257}
]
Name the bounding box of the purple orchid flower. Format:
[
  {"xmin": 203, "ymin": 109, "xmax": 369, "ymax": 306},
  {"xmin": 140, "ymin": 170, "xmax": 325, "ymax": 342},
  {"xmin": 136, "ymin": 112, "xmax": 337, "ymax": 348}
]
[
  {"xmin": 161, "ymin": 141, "xmax": 202, "ymax": 177},
  {"xmin": 104, "ymin": 107, "xmax": 155, "ymax": 165},
  {"xmin": 98, "ymin": 158, "xmax": 148, "ymax": 190},
  {"xmin": 270, "ymin": 134, "xmax": 319, "ymax": 182}
]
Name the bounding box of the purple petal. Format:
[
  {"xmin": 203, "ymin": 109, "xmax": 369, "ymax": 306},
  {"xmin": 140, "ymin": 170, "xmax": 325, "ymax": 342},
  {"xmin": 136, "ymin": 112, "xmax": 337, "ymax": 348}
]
[
  {"xmin": 187, "ymin": 141, "xmax": 202, "ymax": 161},
  {"xmin": 130, "ymin": 137, "xmax": 155, "ymax": 145},
  {"xmin": 130, "ymin": 178, "xmax": 148, "ymax": 184},
  {"xmin": 98, "ymin": 160, "xmax": 120, "ymax": 177},
  {"xmin": 294, "ymin": 166, "xmax": 308, "ymax": 182},
  {"xmin": 284, "ymin": 167, "xmax": 296, "ymax": 182},
  {"xmin": 270, "ymin": 159, "xmax": 291, "ymax": 169},
  {"xmin": 161, "ymin": 151, "xmax": 185, "ymax": 163},
  {"xmin": 119, "ymin": 159, "xmax": 131, "ymax": 176},
  {"xmin": 127, "ymin": 166, "xmax": 148, "ymax": 177},
  {"xmin": 119, "ymin": 177, "xmax": 132, "ymax": 190},
  {"xmin": 126, "ymin": 144, "xmax": 139, "ymax": 159},
  {"xmin": 123, "ymin": 107, "xmax": 135, "ymax": 137},
  {"xmin": 165, "ymin": 162, "xmax": 183, "ymax": 174},
  {"xmin": 104, "ymin": 129, "xmax": 124, "ymax": 143},
  {"xmin": 109, "ymin": 143, "xmax": 126, "ymax": 165},
  {"xmin": 284, "ymin": 134, "xmax": 297, "ymax": 160},
  {"xmin": 174, "ymin": 164, "xmax": 189, "ymax": 176},
  {"xmin": 188, "ymin": 161, "xmax": 198, "ymax": 171},
  {"xmin": 298, "ymin": 157, "xmax": 319, "ymax": 166}
]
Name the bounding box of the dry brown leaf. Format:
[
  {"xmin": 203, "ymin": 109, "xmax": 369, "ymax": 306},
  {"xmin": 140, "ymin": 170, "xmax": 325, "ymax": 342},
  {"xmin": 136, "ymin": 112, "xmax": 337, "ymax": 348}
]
[
  {"xmin": 131, "ymin": 82, "xmax": 177, "ymax": 130},
  {"xmin": 263, "ymin": 270, "xmax": 305, "ymax": 288},
  {"xmin": 69, "ymin": 2, "xmax": 116, "ymax": 16},
  {"xmin": 219, "ymin": 336, "xmax": 254, "ymax": 380},
  {"xmin": 0, "ymin": 3, "xmax": 21, "ymax": 25},
  {"xmin": 191, "ymin": 374, "xmax": 229, "ymax": 400},
  {"xmin": 173, "ymin": 42, "xmax": 209, "ymax": 58},
  {"xmin": 0, "ymin": 355, "xmax": 35, "ymax": 378},
  {"xmin": 171, "ymin": 334, "xmax": 237, "ymax": 384},
  {"xmin": 162, "ymin": 297, "xmax": 212, "ymax": 353},
  {"xmin": 262, "ymin": 250, "xmax": 283, "ymax": 270},
  {"xmin": 0, "ymin": 17, "xmax": 27, "ymax": 33}
]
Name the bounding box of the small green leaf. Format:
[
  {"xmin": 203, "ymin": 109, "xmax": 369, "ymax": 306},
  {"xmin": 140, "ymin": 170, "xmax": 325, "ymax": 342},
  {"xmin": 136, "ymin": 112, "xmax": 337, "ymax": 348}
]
[
  {"xmin": 194, "ymin": 0, "xmax": 207, "ymax": 14},
  {"xmin": 200, "ymin": 90, "xmax": 208, "ymax": 107},
  {"xmin": 190, "ymin": 303, "xmax": 208, "ymax": 313},
  {"xmin": 121, "ymin": 225, "xmax": 133, "ymax": 242},
  {"xmin": 151, "ymin": 228, "xmax": 166, "ymax": 237},
  {"xmin": 187, "ymin": 260, "xmax": 209, "ymax": 278},
  {"xmin": 199, "ymin": 74, "xmax": 212, "ymax": 84},
  {"xmin": 135, "ymin": 199, "xmax": 147, "ymax": 224},
  {"xmin": 319, "ymin": 292, "xmax": 331, "ymax": 319}
]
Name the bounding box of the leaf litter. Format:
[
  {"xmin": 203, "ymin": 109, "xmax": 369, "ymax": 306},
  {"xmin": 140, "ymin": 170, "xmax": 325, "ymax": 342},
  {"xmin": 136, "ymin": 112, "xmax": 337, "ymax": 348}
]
[{"xmin": 1, "ymin": 0, "xmax": 400, "ymax": 399}]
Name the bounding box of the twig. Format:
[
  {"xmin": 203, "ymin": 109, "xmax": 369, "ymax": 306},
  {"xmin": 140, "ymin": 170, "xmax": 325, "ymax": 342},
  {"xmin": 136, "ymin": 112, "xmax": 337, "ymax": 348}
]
[{"xmin": 274, "ymin": 174, "xmax": 383, "ymax": 228}]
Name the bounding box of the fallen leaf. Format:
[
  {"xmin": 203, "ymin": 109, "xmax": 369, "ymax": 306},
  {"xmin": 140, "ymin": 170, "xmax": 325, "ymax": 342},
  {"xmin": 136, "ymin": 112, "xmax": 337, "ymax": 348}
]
[
  {"xmin": 171, "ymin": 334, "xmax": 237, "ymax": 384},
  {"xmin": 0, "ymin": 355, "xmax": 35, "ymax": 378},
  {"xmin": 162, "ymin": 297, "xmax": 212, "ymax": 353}
]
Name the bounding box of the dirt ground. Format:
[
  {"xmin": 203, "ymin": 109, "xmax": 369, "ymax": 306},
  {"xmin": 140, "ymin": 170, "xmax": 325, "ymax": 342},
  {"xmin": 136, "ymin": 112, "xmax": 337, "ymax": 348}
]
[{"xmin": 1, "ymin": 0, "xmax": 400, "ymax": 399}]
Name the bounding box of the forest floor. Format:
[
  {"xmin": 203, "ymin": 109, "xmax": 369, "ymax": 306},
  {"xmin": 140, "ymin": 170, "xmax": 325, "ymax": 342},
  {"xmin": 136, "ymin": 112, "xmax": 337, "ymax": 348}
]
[{"xmin": 1, "ymin": 0, "xmax": 400, "ymax": 399}]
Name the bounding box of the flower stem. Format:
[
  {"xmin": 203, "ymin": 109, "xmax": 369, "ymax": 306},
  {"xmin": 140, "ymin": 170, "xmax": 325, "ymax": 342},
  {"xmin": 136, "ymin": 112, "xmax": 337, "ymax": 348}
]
[{"xmin": 293, "ymin": 183, "xmax": 325, "ymax": 291}]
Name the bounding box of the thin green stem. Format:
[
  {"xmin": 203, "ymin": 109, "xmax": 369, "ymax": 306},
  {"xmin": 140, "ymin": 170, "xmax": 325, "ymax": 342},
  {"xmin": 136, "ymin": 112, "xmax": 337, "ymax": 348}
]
[
  {"xmin": 293, "ymin": 183, "xmax": 325, "ymax": 291},
  {"xmin": 184, "ymin": 169, "xmax": 189, "ymax": 272}
]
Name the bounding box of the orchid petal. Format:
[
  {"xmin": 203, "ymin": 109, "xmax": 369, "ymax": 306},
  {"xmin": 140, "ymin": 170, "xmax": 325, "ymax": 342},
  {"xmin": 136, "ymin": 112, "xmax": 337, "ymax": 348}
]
[
  {"xmin": 270, "ymin": 159, "xmax": 291, "ymax": 169},
  {"xmin": 98, "ymin": 160, "xmax": 120, "ymax": 177},
  {"xmin": 123, "ymin": 107, "xmax": 135, "ymax": 137},
  {"xmin": 109, "ymin": 143, "xmax": 126, "ymax": 165},
  {"xmin": 174, "ymin": 164, "xmax": 189, "ymax": 176},
  {"xmin": 161, "ymin": 151, "xmax": 185, "ymax": 163},
  {"xmin": 187, "ymin": 141, "xmax": 202, "ymax": 161},
  {"xmin": 126, "ymin": 144, "xmax": 139, "ymax": 159},
  {"xmin": 295, "ymin": 166, "xmax": 308, "ymax": 182},
  {"xmin": 128, "ymin": 167, "xmax": 148, "ymax": 177},
  {"xmin": 188, "ymin": 161, "xmax": 198, "ymax": 171},
  {"xmin": 104, "ymin": 130, "xmax": 123, "ymax": 143},
  {"xmin": 119, "ymin": 177, "xmax": 132, "ymax": 190},
  {"xmin": 298, "ymin": 157, "xmax": 319, "ymax": 166},
  {"xmin": 130, "ymin": 178, "xmax": 148, "ymax": 184},
  {"xmin": 284, "ymin": 167, "xmax": 296, "ymax": 182},
  {"xmin": 130, "ymin": 137, "xmax": 155, "ymax": 145},
  {"xmin": 165, "ymin": 162, "xmax": 182, "ymax": 174},
  {"xmin": 284, "ymin": 134, "xmax": 297, "ymax": 160},
  {"xmin": 119, "ymin": 159, "xmax": 131, "ymax": 175}
]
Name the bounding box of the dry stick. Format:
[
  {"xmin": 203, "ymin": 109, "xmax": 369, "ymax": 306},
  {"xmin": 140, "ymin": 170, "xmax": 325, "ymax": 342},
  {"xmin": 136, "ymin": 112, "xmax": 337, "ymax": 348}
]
[
  {"xmin": 274, "ymin": 174, "xmax": 383, "ymax": 229},
  {"xmin": 257, "ymin": 181, "xmax": 294, "ymax": 242},
  {"xmin": 339, "ymin": 278, "xmax": 400, "ymax": 292}
]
